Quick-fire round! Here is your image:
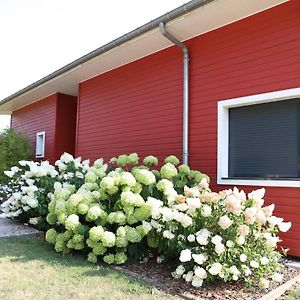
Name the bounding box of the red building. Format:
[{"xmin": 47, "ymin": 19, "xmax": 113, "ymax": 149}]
[{"xmin": 1, "ymin": 0, "xmax": 299, "ymax": 255}]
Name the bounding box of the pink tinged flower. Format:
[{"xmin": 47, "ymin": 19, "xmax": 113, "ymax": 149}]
[
  {"xmin": 232, "ymin": 187, "xmax": 247, "ymax": 203},
  {"xmin": 237, "ymin": 225, "xmax": 250, "ymax": 236},
  {"xmin": 248, "ymin": 188, "xmax": 265, "ymax": 202},
  {"xmin": 265, "ymin": 234, "xmax": 281, "ymax": 248},
  {"xmin": 245, "ymin": 207, "xmax": 257, "ymax": 224},
  {"xmin": 262, "ymin": 204, "xmax": 275, "ymax": 217},
  {"xmin": 215, "ymin": 243, "xmax": 226, "ymax": 255},
  {"xmin": 198, "ymin": 178, "xmax": 209, "ymax": 190},
  {"xmin": 255, "ymin": 210, "xmax": 267, "ymax": 225},
  {"xmin": 278, "ymin": 221, "xmax": 292, "ymax": 232},
  {"xmin": 268, "ymin": 216, "xmax": 284, "ymax": 226},
  {"xmin": 218, "ymin": 215, "xmax": 233, "ymax": 230},
  {"xmin": 224, "ymin": 194, "xmax": 241, "ymax": 215}
]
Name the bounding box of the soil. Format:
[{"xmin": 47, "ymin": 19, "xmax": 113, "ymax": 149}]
[{"xmin": 118, "ymin": 257, "xmax": 300, "ymax": 300}]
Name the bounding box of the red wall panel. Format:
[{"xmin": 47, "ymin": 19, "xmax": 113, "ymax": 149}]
[
  {"xmin": 76, "ymin": 47, "xmax": 183, "ymax": 163},
  {"xmin": 55, "ymin": 93, "xmax": 77, "ymax": 158},
  {"xmin": 12, "ymin": 93, "xmax": 77, "ymax": 163},
  {"xmin": 11, "ymin": 94, "xmax": 57, "ymax": 163},
  {"xmin": 77, "ymin": 1, "xmax": 300, "ymax": 255}
]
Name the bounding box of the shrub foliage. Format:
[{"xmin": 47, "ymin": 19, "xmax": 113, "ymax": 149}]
[{"xmin": 1, "ymin": 152, "xmax": 291, "ymax": 289}]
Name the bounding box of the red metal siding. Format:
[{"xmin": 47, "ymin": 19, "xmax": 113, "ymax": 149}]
[
  {"xmin": 76, "ymin": 46, "xmax": 183, "ymax": 163},
  {"xmin": 11, "ymin": 93, "xmax": 77, "ymax": 164},
  {"xmin": 55, "ymin": 93, "xmax": 77, "ymax": 158},
  {"xmin": 77, "ymin": 0, "xmax": 300, "ymax": 255},
  {"xmin": 11, "ymin": 94, "xmax": 57, "ymax": 163}
]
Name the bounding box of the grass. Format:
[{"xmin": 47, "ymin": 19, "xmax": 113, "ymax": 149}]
[{"xmin": 0, "ymin": 237, "xmax": 176, "ymax": 300}]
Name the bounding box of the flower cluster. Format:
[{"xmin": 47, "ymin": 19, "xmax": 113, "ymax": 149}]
[
  {"xmin": 1, "ymin": 153, "xmax": 88, "ymax": 229},
  {"xmin": 148, "ymin": 184, "xmax": 291, "ymax": 288},
  {"xmin": 1, "ymin": 152, "xmax": 292, "ymax": 289}
]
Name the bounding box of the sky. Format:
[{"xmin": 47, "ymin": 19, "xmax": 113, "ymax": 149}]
[{"xmin": 0, "ymin": 0, "xmax": 187, "ymax": 130}]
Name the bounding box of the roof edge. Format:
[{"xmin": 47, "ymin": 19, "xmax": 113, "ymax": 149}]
[{"xmin": 0, "ymin": 0, "xmax": 213, "ymax": 107}]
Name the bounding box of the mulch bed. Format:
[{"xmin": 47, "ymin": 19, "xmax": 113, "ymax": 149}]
[{"xmin": 116, "ymin": 257, "xmax": 300, "ymax": 300}]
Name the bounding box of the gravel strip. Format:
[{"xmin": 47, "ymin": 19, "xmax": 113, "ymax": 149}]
[{"xmin": 118, "ymin": 258, "xmax": 299, "ymax": 300}]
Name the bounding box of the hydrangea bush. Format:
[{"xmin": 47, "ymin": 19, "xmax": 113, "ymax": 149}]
[
  {"xmin": 1, "ymin": 153, "xmax": 89, "ymax": 230},
  {"xmin": 1, "ymin": 152, "xmax": 291, "ymax": 289}
]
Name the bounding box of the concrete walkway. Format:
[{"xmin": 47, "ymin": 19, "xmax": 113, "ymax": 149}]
[{"xmin": 0, "ymin": 215, "xmax": 42, "ymax": 239}]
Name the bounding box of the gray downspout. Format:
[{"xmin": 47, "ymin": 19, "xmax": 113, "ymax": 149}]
[{"xmin": 159, "ymin": 22, "xmax": 189, "ymax": 165}]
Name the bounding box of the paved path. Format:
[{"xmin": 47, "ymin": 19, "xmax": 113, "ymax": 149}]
[{"xmin": 0, "ymin": 215, "xmax": 42, "ymax": 239}]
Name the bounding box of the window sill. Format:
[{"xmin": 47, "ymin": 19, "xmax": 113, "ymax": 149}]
[{"xmin": 218, "ymin": 178, "xmax": 300, "ymax": 188}]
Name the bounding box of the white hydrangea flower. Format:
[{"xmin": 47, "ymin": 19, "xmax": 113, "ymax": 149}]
[
  {"xmin": 187, "ymin": 234, "xmax": 195, "ymax": 242},
  {"xmin": 250, "ymin": 260, "xmax": 259, "ymax": 268},
  {"xmin": 194, "ymin": 267, "xmax": 207, "ymax": 279},
  {"xmin": 240, "ymin": 254, "xmax": 247, "ymax": 262},
  {"xmin": 211, "ymin": 235, "xmax": 222, "ymax": 245},
  {"xmin": 179, "ymin": 249, "xmax": 192, "ymax": 262},
  {"xmin": 201, "ymin": 204, "xmax": 212, "ymax": 217},
  {"xmin": 208, "ymin": 263, "xmax": 222, "ymax": 276},
  {"xmin": 272, "ymin": 273, "xmax": 283, "ymax": 282}
]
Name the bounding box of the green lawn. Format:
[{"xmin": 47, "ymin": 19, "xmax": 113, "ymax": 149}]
[{"xmin": 0, "ymin": 237, "xmax": 176, "ymax": 300}]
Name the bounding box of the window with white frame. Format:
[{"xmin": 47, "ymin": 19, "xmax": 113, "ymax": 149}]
[
  {"xmin": 218, "ymin": 87, "xmax": 300, "ymax": 188},
  {"xmin": 36, "ymin": 131, "xmax": 45, "ymax": 158}
]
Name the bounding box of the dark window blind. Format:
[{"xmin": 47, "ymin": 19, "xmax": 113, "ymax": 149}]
[{"xmin": 229, "ymin": 99, "xmax": 299, "ymax": 178}]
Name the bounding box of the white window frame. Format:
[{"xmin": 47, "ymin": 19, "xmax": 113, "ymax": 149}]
[
  {"xmin": 218, "ymin": 87, "xmax": 300, "ymax": 188},
  {"xmin": 36, "ymin": 131, "xmax": 46, "ymax": 159}
]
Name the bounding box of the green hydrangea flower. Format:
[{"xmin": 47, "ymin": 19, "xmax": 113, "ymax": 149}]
[
  {"xmin": 86, "ymin": 238, "xmax": 98, "ymax": 248},
  {"xmin": 160, "ymin": 163, "xmax": 178, "ymax": 179},
  {"xmin": 77, "ymin": 202, "xmax": 90, "ymax": 215},
  {"xmin": 178, "ymin": 164, "xmax": 191, "ymax": 175},
  {"xmin": 55, "ymin": 241, "xmax": 66, "ymax": 253},
  {"xmin": 116, "ymin": 226, "xmax": 126, "ymax": 237},
  {"xmin": 85, "ymin": 171, "xmax": 97, "ymax": 183},
  {"xmin": 63, "ymin": 230, "xmax": 73, "ymax": 241},
  {"xmin": 125, "ymin": 227, "xmax": 143, "ymax": 243},
  {"xmin": 117, "ymin": 155, "xmax": 128, "ymax": 167},
  {"xmin": 127, "ymin": 153, "xmax": 139, "ymax": 165},
  {"xmin": 107, "ymin": 211, "xmax": 126, "ymax": 225},
  {"xmin": 121, "ymin": 191, "xmax": 145, "ymax": 207},
  {"xmin": 46, "ymin": 213, "xmax": 57, "ymax": 225},
  {"xmin": 92, "ymin": 243, "xmax": 107, "ymax": 256},
  {"xmin": 103, "ymin": 254, "xmax": 115, "ymax": 264},
  {"xmin": 164, "ymin": 155, "xmax": 180, "ymax": 166},
  {"xmin": 156, "ymin": 179, "xmax": 174, "ymax": 192},
  {"xmin": 116, "ymin": 236, "xmax": 128, "ymax": 248},
  {"xmin": 67, "ymin": 239, "xmax": 75, "ymax": 249},
  {"xmin": 87, "ymin": 252, "xmax": 98, "ymax": 264},
  {"xmin": 143, "ymin": 155, "xmax": 158, "ymax": 166},
  {"xmin": 130, "ymin": 182, "xmax": 143, "ymax": 194},
  {"xmin": 102, "ymin": 231, "xmax": 116, "ymax": 248},
  {"xmin": 65, "ymin": 214, "xmax": 80, "ymax": 231},
  {"xmin": 132, "ymin": 204, "xmax": 152, "ymax": 222},
  {"xmin": 57, "ymin": 212, "xmax": 68, "ymax": 225},
  {"xmin": 67, "ymin": 194, "xmax": 83, "ymax": 213},
  {"xmin": 86, "ymin": 205, "xmax": 104, "ymax": 221},
  {"xmin": 48, "ymin": 200, "xmax": 56, "ymax": 214},
  {"xmin": 115, "ymin": 252, "xmax": 127, "ymax": 264},
  {"xmin": 89, "ymin": 226, "xmax": 104, "ymax": 242},
  {"xmin": 133, "ymin": 169, "xmax": 156, "ymax": 185},
  {"xmin": 72, "ymin": 234, "xmax": 85, "ymax": 244},
  {"xmin": 120, "ymin": 172, "xmax": 136, "ymax": 187},
  {"xmin": 74, "ymin": 242, "xmax": 85, "ymax": 250},
  {"xmin": 45, "ymin": 228, "xmax": 58, "ymax": 245},
  {"xmin": 93, "ymin": 158, "xmax": 104, "ymax": 168},
  {"xmin": 100, "ymin": 176, "xmax": 115, "ymax": 190}
]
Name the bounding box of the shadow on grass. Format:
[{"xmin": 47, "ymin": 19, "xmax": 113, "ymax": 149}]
[{"xmin": 0, "ymin": 236, "xmax": 146, "ymax": 287}]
